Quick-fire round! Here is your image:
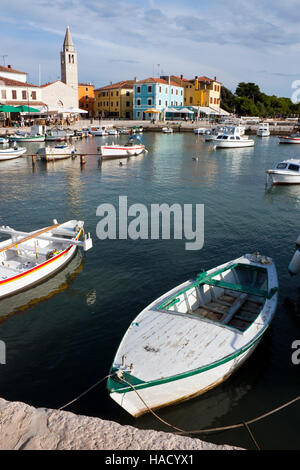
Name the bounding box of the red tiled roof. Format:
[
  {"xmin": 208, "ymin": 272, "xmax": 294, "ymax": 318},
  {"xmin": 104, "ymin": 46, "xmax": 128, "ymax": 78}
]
[
  {"xmin": 95, "ymin": 80, "xmax": 134, "ymax": 91},
  {"xmin": 0, "ymin": 75, "xmax": 38, "ymax": 88},
  {"xmin": 78, "ymin": 83, "xmax": 94, "ymax": 87},
  {"xmin": 136, "ymin": 77, "xmax": 183, "ymax": 87},
  {"xmin": 0, "ymin": 65, "xmax": 27, "ymax": 75},
  {"xmin": 40, "ymin": 80, "xmax": 61, "ymax": 88}
]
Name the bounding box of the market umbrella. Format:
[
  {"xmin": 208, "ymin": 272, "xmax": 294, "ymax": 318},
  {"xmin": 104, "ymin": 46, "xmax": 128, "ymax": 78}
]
[
  {"xmin": 13, "ymin": 105, "xmax": 41, "ymax": 113},
  {"xmin": 0, "ymin": 104, "xmax": 19, "ymax": 112},
  {"xmin": 144, "ymin": 108, "xmax": 160, "ymax": 113}
]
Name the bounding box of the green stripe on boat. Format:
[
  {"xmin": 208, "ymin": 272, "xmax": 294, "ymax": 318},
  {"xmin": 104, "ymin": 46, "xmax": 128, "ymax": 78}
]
[{"xmin": 108, "ymin": 327, "xmax": 267, "ymax": 394}]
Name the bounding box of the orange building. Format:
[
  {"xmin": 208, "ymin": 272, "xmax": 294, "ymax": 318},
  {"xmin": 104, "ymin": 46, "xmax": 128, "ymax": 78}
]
[{"xmin": 78, "ymin": 83, "xmax": 95, "ymax": 117}]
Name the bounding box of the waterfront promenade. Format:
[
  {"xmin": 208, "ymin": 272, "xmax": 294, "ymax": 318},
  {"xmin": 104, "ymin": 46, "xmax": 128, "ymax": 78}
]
[{"xmin": 0, "ymin": 118, "xmax": 298, "ymax": 136}]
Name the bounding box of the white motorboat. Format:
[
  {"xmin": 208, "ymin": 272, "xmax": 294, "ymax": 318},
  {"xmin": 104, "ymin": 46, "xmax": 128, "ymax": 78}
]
[
  {"xmin": 257, "ymin": 123, "xmax": 270, "ymax": 137},
  {"xmin": 215, "ymin": 127, "xmax": 254, "ymax": 148},
  {"xmin": 162, "ymin": 127, "xmax": 173, "ymax": 133},
  {"xmin": 0, "ymin": 146, "xmax": 26, "ymax": 160},
  {"xmin": 279, "ymin": 133, "xmax": 300, "ymax": 144},
  {"xmin": 205, "ymin": 126, "xmax": 228, "ymax": 142},
  {"xmin": 118, "ymin": 128, "xmax": 131, "ymax": 135},
  {"xmin": 0, "ymin": 220, "xmax": 92, "ymax": 299},
  {"xmin": 0, "ymin": 137, "xmax": 9, "ymax": 144},
  {"xmin": 108, "ymin": 253, "xmax": 278, "ymax": 417},
  {"xmin": 37, "ymin": 144, "xmax": 75, "ymax": 161},
  {"xmin": 266, "ymin": 159, "xmax": 300, "ymax": 185},
  {"xmin": 194, "ymin": 128, "xmax": 207, "ymax": 135},
  {"xmin": 100, "ymin": 135, "xmax": 146, "ymax": 159}
]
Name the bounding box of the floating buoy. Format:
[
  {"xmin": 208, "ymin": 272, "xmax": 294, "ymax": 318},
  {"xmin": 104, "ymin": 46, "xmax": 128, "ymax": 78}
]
[{"xmin": 288, "ymin": 249, "xmax": 300, "ymax": 275}]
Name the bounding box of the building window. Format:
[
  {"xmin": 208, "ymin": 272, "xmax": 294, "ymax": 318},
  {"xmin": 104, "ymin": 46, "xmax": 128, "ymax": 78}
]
[
  {"xmin": 210, "ymin": 97, "xmax": 213, "ymax": 104},
  {"xmin": 111, "ymin": 91, "xmax": 113, "ymax": 96},
  {"xmin": 136, "ymin": 86, "xmax": 141, "ymax": 93},
  {"xmin": 32, "ymin": 91, "xmax": 37, "ymax": 100},
  {"xmin": 86, "ymin": 95, "xmax": 89, "ymax": 100},
  {"xmin": 126, "ymin": 101, "xmax": 130, "ymax": 107},
  {"xmin": 176, "ymin": 89, "xmax": 178, "ymax": 95},
  {"xmin": 116, "ymin": 91, "xmax": 119, "ymax": 96},
  {"xmin": 137, "ymin": 111, "xmax": 141, "ymax": 118},
  {"xmin": 22, "ymin": 90, "xmax": 27, "ymax": 100},
  {"xmin": 86, "ymin": 104, "xmax": 89, "ymax": 108},
  {"xmin": 190, "ymin": 97, "xmax": 193, "ymax": 104},
  {"xmin": 86, "ymin": 87, "xmax": 89, "ymax": 92},
  {"xmin": 137, "ymin": 98, "xmax": 141, "ymax": 106},
  {"xmin": 159, "ymin": 99, "xmax": 161, "ymax": 105},
  {"xmin": 171, "ymin": 88, "xmax": 173, "ymax": 94},
  {"xmin": 126, "ymin": 91, "xmax": 130, "ymax": 96},
  {"xmin": 181, "ymin": 90, "xmax": 183, "ymax": 96},
  {"xmin": 159, "ymin": 86, "xmax": 161, "ymax": 93},
  {"xmin": 116, "ymin": 101, "xmax": 119, "ymax": 106},
  {"xmin": 148, "ymin": 85, "xmax": 152, "ymax": 93},
  {"xmin": 111, "ymin": 102, "xmax": 113, "ymax": 106},
  {"xmin": 147, "ymin": 98, "xmax": 152, "ymax": 105},
  {"xmin": 165, "ymin": 100, "xmax": 168, "ymax": 106},
  {"xmin": 12, "ymin": 90, "xmax": 17, "ymax": 99},
  {"xmin": 1, "ymin": 90, "xmax": 6, "ymax": 99}
]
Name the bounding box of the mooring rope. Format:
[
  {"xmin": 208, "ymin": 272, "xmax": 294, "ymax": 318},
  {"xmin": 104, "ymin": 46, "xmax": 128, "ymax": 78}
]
[
  {"xmin": 119, "ymin": 376, "xmax": 300, "ymax": 447},
  {"xmin": 57, "ymin": 372, "xmax": 300, "ymax": 449}
]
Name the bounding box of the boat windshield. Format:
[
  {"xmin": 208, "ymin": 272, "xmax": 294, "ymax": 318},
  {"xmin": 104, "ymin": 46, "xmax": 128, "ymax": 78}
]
[
  {"xmin": 276, "ymin": 163, "xmax": 287, "ymax": 169},
  {"xmin": 288, "ymin": 164, "xmax": 300, "ymax": 172}
]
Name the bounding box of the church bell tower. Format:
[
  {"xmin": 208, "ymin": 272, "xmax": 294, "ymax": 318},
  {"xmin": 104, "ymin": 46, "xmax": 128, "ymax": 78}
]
[{"xmin": 60, "ymin": 26, "xmax": 78, "ymax": 91}]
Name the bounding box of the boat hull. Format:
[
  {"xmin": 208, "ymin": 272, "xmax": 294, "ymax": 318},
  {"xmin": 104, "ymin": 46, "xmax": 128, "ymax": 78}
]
[
  {"xmin": 215, "ymin": 140, "xmax": 254, "ymax": 148},
  {"xmin": 279, "ymin": 137, "xmax": 300, "ymax": 144},
  {"xmin": 0, "ymin": 148, "xmax": 26, "ymax": 160},
  {"xmin": 267, "ymin": 171, "xmax": 300, "ymax": 184},
  {"xmin": 110, "ymin": 340, "xmax": 259, "ymax": 417},
  {"xmin": 100, "ymin": 145, "xmax": 145, "ymax": 158},
  {"xmin": 0, "ymin": 243, "xmax": 77, "ymax": 299}
]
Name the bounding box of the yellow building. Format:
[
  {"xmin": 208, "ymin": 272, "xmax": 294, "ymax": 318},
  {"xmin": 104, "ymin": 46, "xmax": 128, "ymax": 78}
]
[
  {"xmin": 94, "ymin": 81, "xmax": 134, "ymax": 119},
  {"xmin": 168, "ymin": 75, "xmax": 221, "ymax": 108}
]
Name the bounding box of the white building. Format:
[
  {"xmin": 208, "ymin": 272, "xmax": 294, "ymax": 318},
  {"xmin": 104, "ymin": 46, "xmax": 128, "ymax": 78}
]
[{"xmin": 0, "ymin": 27, "xmax": 79, "ymax": 113}]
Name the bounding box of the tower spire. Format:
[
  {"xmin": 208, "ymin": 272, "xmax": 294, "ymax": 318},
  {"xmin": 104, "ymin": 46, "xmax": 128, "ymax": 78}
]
[{"xmin": 63, "ymin": 26, "xmax": 74, "ymax": 52}]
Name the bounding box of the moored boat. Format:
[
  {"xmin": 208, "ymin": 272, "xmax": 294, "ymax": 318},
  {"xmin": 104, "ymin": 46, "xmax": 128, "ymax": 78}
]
[
  {"xmin": 0, "ymin": 137, "xmax": 9, "ymax": 144},
  {"xmin": 279, "ymin": 134, "xmax": 300, "ymax": 144},
  {"xmin": 37, "ymin": 144, "xmax": 75, "ymax": 161},
  {"xmin": 194, "ymin": 128, "xmax": 207, "ymax": 135},
  {"xmin": 45, "ymin": 129, "xmax": 67, "ymax": 142},
  {"xmin": 108, "ymin": 253, "xmax": 278, "ymax": 417},
  {"xmin": 266, "ymin": 159, "xmax": 300, "ymax": 184},
  {"xmin": 0, "ymin": 220, "xmax": 92, "ymax": 299},
  {"xmin": 0, "ymin": 146, "xmax": 26, "ymax": 160},
  {"xmin": 100, "ymin": 135, "xmax": 146, "ymax": 159},
  {"xmin": 215, "ymin": 126, "xmax": 254, "ymax": 148},
  {"xmin": 257, "ymin": 122, "xmax": 270, "ymax": 137},
  {"xmin": 162, "ymin": 127, "xmax": 173, "ymax": 133}
]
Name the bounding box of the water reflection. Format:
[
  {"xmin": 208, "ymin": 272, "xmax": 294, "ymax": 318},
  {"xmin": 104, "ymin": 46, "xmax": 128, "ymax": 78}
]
[{"xmin": 0, "ymin": 251, "xmax": 84, "ymax": 323}]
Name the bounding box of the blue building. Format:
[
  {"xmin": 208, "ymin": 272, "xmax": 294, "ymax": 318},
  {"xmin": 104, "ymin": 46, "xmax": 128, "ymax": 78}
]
[{"xmin": 133, "ymin": 77, "xmax": 184, "ymax": 121}]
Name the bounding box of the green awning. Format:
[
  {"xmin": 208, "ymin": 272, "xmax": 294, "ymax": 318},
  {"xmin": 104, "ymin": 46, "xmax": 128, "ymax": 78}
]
[
  {"xmin": 0, "ymin": 105, "xmax": 18, "ymax": 112},
  {"xmin": 13, "ymin": 105, "xmax": 40, "ymax": 113}
]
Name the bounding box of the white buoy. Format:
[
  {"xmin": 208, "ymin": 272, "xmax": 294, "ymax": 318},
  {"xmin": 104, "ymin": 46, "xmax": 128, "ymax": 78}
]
[{"xmin": 288, "ymin": 249, "xmax": 300, "ymax": 275}]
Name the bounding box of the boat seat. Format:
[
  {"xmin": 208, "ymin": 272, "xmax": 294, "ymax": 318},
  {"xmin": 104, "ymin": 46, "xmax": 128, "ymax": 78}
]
[{"xmin": 221, "ymin": 293, "xmax": 248, "ymax": 325}]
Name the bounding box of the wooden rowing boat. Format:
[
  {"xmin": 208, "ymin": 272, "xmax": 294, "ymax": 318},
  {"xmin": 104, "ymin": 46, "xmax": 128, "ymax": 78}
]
[
  {"xmin": 108, "ymin": 253, "xmax": 278, "ymax": 417},
  {"xmin": 0, "ymin": 220, "xmax": 92, "ymax": 299}
]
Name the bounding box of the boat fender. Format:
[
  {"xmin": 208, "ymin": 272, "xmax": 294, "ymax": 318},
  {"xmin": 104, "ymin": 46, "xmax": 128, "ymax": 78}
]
[{"xmin": 288, "ymin": 249, "xmax": 300, "ymax": 276}]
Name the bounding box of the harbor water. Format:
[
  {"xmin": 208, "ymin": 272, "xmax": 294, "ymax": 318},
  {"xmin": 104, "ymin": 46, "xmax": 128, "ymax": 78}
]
[{"xmin": 0, "ymin": 132, "xmax": 300, "ymax": 450}]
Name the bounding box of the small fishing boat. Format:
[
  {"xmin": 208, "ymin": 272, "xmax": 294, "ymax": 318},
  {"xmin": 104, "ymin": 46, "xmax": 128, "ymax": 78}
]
[
  {"xmin": 0, "ymin": 137, "xmax": 9, "ymax": 144},
  {"xmin": 107, "ymin": 128, "xmax": 119, "ymax": 136},
  {"xmin": 108, "ymin": 253, "xmax": 278, "ymax": 417},
  {"xmin": 0, "ymin": 146, "xmax": 26, "ymax": 160},
  {"xmin": 9, "ymin": 133, "xmax": 45, "ymax": 142},
  {"xmin": 279, "ymin": 133, "xmax": 300, "ymax": 144},
  {"xmin": 37, "ymin": 144, "xmax": 75, "ymax": 161},
  {"xmin": 215, "ymin": 127, "xmax": 254, "ymax": 148},
  {"xmin": 266, "ymin": 159, "xmax": 300, "ymax": 185},
  {"xmin": 0, "ymin": 220, "xmax": 92, "ymax": 299},
  {"xmin": 118, "ymin": 128, "xmax": 131, "ymax": 135},
  {"xmin": 162, "ymin": 127, "xmax": 173, "ymax": 133},
  {"xmin": 257, "ymin": 123, "xmax": 270, "ymax": 137},
  {"xmin": 100, "ymin": 135, "xmax": 146, "ymax": 159}
]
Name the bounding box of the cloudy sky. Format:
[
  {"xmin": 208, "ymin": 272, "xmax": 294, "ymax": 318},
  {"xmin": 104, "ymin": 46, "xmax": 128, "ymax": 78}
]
[{"xmin": 1, "ymin": 0, "xmax": 300, "ymax": 97}]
